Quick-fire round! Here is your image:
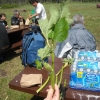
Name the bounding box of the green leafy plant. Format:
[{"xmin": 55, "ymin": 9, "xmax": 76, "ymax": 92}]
[
  {"xmin": 35, "ymin": 2, "xmax": 73, "ymax": 97},
  {"xmin": 1, "ymin": 4, "xmax": 19, "ymax": 9}
]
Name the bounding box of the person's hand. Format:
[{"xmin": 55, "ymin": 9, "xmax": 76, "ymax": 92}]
[
  {"xmin": 18, "ymin": 15, "xmax": 23, "ymax": 20},
  {"xmin": 5, "ymin": 25, "xmax": 9, "ymax": 29},
  {"xmin": 44, "ymin": 84, "xmax": 60, "ymax": 100}
]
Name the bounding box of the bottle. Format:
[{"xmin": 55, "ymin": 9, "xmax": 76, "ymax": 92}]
[
  {"xmin": 96, "ymin": 53, "xmax": 100, "ymax": 62},
  {"xmin": 78, "ymin": 51, "xmax": 84, "ymax": 59},
  {"xmin": 74, "ymin": 51, "xmax": 79, "ymax": 59},
  {"xmin": 20, "ymin": 19, "xmax": 24, "ymax": 26},
  {"xmin": 98, "ymin": 70, "xmax": 100, "ymax": 88},
  {"xmin": 85, "ymin": 69, "xmax": 91, "ymax": 88},
  {"xmin": 73, "ymin": 59, "xmax": 78, "ymax": 68},
  {"xmin": 77, "ymin": 60, "xmax": 89, "ymax": 69},
  {"xmin": 70, "ymin": 67, "xmax": 77, "ymax": 86},
  {"xmin": 87, "ymin": 51, "xmax": 91, "ymax": 60},
  {"xmin": 93, "ymin": 69, "xmax": 99, "ymax": 88},
  {"xmin": 76, "ymin": 68, "xmax": 84, "ymax": 87},
  {"xmin": 90, "ymin": 51, "xmax": 96, "ymax": 61},
  {"xmin": 78, "ymin": 50, "xmax": 88, "ymax": 60}
]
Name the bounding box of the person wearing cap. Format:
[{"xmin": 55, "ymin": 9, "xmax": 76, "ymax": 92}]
[
  {"xmin": 54, "ymin": 14, "xmax": 96, "ymax": 58},
  {"xmin": 11, "ymin": 11, "xmax": 25, "ymax": 25},
  {"xmin": 28, "ymin": 0, "xmax": 47, "ymax": 24}
]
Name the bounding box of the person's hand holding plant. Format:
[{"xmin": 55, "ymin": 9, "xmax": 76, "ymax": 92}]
[{"xmin": 44, "ymin": 84, "xmax": 60, "ymax": 100}]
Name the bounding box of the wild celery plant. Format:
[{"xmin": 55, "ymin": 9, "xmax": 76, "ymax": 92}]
[{"xmin": 35, "ymin": 3, "xmax": 73, "ymax": 93}]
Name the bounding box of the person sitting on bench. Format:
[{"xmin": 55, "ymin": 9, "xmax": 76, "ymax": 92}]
[
  {"xmin": 11, "ymin": 11, "xmax": 25, "ymax": 25},
  {"xmin": 0, "ymin": 13, "xmax": 9, "ymax": 29},
  {"xmin": 54, "ymin": 14, "xmax": 96, "ymax": 58},
  {"xmin": 0, "ymin": 23, "xmax": 9, "ymax": 63}
]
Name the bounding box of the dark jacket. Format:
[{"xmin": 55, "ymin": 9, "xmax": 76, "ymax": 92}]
[
  {"xmin": 0, "ymin": 20, "xmax": 7, "ymax": 26},
  {"xmin": 0, "ymin": 23, "xmax": 9, "ymax": 50},
  {"xmin": 11, "ymin": 16, "xmax": 25, "ymax": 25},
  {"xmin": 54, "ymin": 24, "xmax": 96, "ymax": 58}
]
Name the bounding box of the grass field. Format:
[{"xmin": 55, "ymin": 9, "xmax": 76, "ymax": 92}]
[{"xmin": 0, "ymin": 2, "xmax": 100, "ymax": 100}]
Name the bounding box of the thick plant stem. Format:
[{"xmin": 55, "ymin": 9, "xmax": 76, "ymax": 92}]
[
  {"xmin": 46, "ymin": 39, "xmax": 50, "ymax": 47},
  {"xmin": 36, "ymin": 76, "xmax": 50, "ymax": 93},
  {"xmin": 55, "ymin": 74, "xmax": 58, "ymax": 84},
  {"xmin": 51, "ymin": 41, "xmax": 55, "ymax": 89},
  {"xmin": 50, "ymin": 71, "xmax": 55, "ymax": 89}
]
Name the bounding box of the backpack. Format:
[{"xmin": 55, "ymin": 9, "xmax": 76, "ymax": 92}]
[{"xmin": 21, "ymin": 25, "xmax": 46, "ymax": 67}]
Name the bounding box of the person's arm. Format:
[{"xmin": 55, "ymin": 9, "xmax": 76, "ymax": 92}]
[
  {"xmin": 29, "ymin": 4, "xmax": 42, "ymax": 19},
  {"xmin": 28, "ymin": 13, "xmax": 39, "ymax": 19}
]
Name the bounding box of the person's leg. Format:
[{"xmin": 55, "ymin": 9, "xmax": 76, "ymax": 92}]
[
  {"xmin": 0, "ymin": 55, "xmax": 3, "ymax": 60},
  {"xmin": 0, "ymin": 54, "xmax": 3, "ymax": 63},
  {"xmin": 0, "ymin": 49, "xmax": 4, "ymax": 63}
]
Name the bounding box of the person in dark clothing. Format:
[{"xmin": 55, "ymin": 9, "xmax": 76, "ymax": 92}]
[
  {"xmin": 11, "ymin": 11, "xmax": 25, "ymax": 25},
  {"xmin": 0, "ymin": 23, "xmax": 9, "ymax": 63},
  {"xmin": 0, "ymin": 13, "xmax": 8, "ymax": 29}
]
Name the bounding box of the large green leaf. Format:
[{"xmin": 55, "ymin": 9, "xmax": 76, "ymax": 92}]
[
  {"xmin": 59, "ymin": 3, "xmax": 73, "ymax": 24},
  {"xmin": 53, "ymin": 17, "xmax": 69, "ymax": 42},
  {"xmin": 48, "ymin": 24, "xmax": 55, "ymax": 39},
  {"xmin": 48, "ymin": 6, "xmax": 60, "ymax": 28},
  {"xmin": 38, "ymin": 45, "xmax": 52, "ymax": 60},
  {"xmin": 38, "ymin": 6, "xmax": 60, "ymax": 41},
  {"xmin": 38, "ymin": 19, "xmax": 49, "ymax": 39},
  {"xmin": 48, "ymin": 30, "xmax": 54, "ymax": 40}
]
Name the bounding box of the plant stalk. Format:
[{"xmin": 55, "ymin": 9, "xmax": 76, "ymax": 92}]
[
  {"xmin": 51, "ymin": 40, "xmax": 55, "ymax": 88},
  {"xmin": 36, "ymin": 76, "xmax": 50, "ymax": 93},
  {"xmin": 55, "ymin": 74, "xmax": 58, "ymax": 84},
  {"xmin": 58, "ymin": 66, "xmax": 64, "ymax": 87},
  {"xmin": 57, "ymin": 62, "xmax": 68, "ymax": 87}
]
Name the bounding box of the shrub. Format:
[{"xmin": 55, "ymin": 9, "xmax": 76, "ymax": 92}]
[{"xmin": 1, "ymin": 4, "xmax": 19, "ymax": 9}]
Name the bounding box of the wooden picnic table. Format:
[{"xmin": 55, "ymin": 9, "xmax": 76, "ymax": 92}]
[
  {"xmin": 5, "ymin": 25, "xmax": 30, "ymax": 51},
  {"xmin": 9, "ymin": 57, "xmax": 100, "ymax": 100}
]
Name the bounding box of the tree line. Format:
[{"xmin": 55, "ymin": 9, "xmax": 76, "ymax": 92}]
[{"xmin": 0, "ymin": 0, "xmax": 99, "ymax": 5}]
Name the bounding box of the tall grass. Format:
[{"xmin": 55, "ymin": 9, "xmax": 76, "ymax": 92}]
[{"xmin": 0, "ymin": 2, "xmax": 100, "ymax": 100}]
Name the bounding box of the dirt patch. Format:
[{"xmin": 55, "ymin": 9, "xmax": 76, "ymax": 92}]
[{"xmin": 0, "ymin": 70, "xmax": 7, "ymax": 77}]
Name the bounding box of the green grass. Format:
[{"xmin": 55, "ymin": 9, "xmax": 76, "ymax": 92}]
[{"xmin": 0, "ymin": 2, "xmax": 100, "ymax": 100}]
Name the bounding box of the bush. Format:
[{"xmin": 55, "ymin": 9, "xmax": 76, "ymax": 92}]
[{"xmin": 1, "ymin": 4, "xmax": 19, "ymax": 9}]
